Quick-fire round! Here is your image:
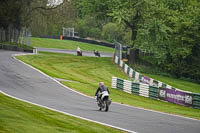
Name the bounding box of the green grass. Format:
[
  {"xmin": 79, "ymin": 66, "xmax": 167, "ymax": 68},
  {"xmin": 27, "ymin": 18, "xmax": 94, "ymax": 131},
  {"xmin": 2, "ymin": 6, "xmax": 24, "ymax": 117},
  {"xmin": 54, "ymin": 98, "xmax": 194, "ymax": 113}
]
[
  {"xmin": 130, "ymin": 60, "xmax": 200, "ymax": 93},
  {"xmin": 31, "ymin": 37, "xmax": 114, "ymax": 52},
  {"xmin": 144, "ymin": 74, "xmax": 200, "ymax": 93},
  {"xmin": 16, "ymin": 52, "xmax": 200, "ymax": 120},
  {"xmin": 0, "ymin": 93, "xmax": 124, "ymax": 133}
]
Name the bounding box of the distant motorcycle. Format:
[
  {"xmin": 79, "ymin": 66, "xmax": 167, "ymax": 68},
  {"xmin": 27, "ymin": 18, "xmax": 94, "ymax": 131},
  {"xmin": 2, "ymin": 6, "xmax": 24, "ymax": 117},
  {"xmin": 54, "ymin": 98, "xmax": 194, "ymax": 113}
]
[
  {"xmin": 94, "ymin": 50, "xmax": 101, "ymax": 57},
  {"xmin": 77, "ymin": 51, "xmax": 82, "ymax": 56},
  {"xmin": 97, "ymin": 91, "xmax": 112, "ymax": 111}
]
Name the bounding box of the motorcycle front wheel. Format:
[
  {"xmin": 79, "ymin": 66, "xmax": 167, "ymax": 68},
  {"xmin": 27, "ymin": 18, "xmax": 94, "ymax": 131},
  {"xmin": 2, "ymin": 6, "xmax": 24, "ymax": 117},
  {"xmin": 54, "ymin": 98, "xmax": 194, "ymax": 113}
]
[{"xmin": 102, "ymin": 100, "xmax": 109, "ymax": 112}]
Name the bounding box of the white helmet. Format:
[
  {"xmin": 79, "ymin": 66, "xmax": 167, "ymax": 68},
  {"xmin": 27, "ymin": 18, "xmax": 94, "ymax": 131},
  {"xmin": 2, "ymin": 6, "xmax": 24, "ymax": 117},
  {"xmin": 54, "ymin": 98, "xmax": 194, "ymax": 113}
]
[{"xmin": 99, "ymin": 82, "xmax": 104, "ymax": 86}]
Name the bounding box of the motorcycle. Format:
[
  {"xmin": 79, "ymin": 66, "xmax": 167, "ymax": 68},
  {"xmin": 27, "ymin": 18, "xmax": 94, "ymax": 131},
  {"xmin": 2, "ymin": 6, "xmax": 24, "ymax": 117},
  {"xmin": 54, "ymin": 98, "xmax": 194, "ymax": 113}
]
[
  {"xmin": 94, "ymin": 50, "xmax": 101, "ymax": 57},
  {"xmin": 97, "ymin": 91, "xmax": 112, "ymax": 111},
  {"xmin": 77, "ymin": 51, "xmax": 82, "ymax": 56}
]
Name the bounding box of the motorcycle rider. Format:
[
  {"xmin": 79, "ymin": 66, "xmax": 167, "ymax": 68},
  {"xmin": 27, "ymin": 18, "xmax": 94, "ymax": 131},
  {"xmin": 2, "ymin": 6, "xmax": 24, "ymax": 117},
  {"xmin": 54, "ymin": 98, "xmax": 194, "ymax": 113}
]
[
  {"xmin": 77, "ymin": 46, "xmax": 82, "ymax": 56},
  {"xmin": 95, "ymin": 82, "xmax": 110, "ymax": 103}
]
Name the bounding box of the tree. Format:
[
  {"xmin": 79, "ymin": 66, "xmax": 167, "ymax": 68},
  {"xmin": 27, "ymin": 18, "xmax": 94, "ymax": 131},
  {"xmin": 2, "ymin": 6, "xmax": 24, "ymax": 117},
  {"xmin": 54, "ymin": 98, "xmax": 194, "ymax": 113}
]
[
  {"xmin": 0, "ymin": 0, "xmax": 66, "ymax": 30},
  {"xmin": 109, "ymin": 0, "xmax": 146, "ymax": 48},
  {"xmin": 30, "ymin": 0, "xmax": 77, "ymax": 36},
  {"xmin": 135, "ymin": 0, "xmax": 200, "ymax": 81},
  {"xmin": 102, "ymin": 23, "xmax": 123, "ymax": 43},
  {"xmin": 75, "ymin": 0, "xmax": 112, "ymax": 28},
  {"xmin": 108, "ymin": 0, "xmax": 148, "ymax": 64},
  {"xmin": 75, "ymin": 0, "xmax": 147, "ymax": 63},
  {"xmin": 0, "ymin": 0, "xmax": 67, "ymax": 41}
]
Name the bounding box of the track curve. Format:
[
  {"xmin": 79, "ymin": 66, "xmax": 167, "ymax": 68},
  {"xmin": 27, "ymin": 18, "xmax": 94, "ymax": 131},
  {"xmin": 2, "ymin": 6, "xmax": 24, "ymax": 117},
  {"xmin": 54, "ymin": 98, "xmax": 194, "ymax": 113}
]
[
  {"xmin": 0, "ymin": 50, "xmax": 200, "ymax": 133},
  {"xmin": 36, "ymin": 47, "xmax": 113, "ymax": 57}
]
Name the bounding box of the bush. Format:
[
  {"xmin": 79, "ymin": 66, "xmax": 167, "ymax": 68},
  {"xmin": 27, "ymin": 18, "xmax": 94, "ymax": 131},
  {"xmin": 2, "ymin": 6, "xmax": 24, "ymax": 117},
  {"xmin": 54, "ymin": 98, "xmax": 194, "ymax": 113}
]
[
  {"xmin": 122, "ymin": 30, "xmax": 132, "ymax": 46},
  {"xmin": 74, "ymin": 16, "xmax": 101, "ymax": 39},
  {"xmin": 89, "ymin": 28, "xmax": 101, "ymax": 39},
  {"xmin": 102, "ymin": 23, "xmax": 123, "ymax": 43},
  {"xmin": 74, "ymin": 19, "xmax": 89, "ymax": 38}
]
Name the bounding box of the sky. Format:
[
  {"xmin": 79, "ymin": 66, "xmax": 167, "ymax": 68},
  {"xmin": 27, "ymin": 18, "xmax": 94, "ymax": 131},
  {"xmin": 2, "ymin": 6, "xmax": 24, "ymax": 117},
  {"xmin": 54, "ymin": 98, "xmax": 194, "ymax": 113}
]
[{"xmin": 47, "ymin": 0, "xmax": 64, "ymax": 7}]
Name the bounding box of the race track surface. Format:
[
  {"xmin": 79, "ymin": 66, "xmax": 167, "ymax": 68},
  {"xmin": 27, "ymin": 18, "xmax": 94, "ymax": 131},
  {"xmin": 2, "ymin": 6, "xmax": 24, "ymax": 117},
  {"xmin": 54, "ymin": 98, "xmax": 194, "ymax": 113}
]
[
  {"xmin": 0, "ymin": 50, "xmax": 200, "ymax": 133},
  {"xmin": 36, "ymin": 47, "xmax": 113, "ymax": 57}
]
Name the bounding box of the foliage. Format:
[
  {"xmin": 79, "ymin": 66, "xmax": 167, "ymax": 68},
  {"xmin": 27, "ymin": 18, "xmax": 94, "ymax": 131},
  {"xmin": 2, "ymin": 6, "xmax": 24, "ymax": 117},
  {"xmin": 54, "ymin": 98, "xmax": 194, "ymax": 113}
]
[
  {"xmin": 0, "ymin": 0, "xmax": 65, "ymax": 30},
  {"xmin": 101, "ymin": 23, "xmax": 123, "ymax": 43},
  {"xmin": 75, "ymin": 0, "xmax": 112, "ymax": 26},
  {"xmin": 3, "ymin": 0, "xmax": 199, "ymax": 82},
  {"xmin": 108, "ymin": 0, "xmax": 147, "ymax": 47},
  {"xmin": 30, "ymin": 0, "xmax": 76, "ymax": 36},
  {"xmin": 74, "ymin": 16, "xmax": 101, "ymax": 39},
  {"xmin": 122, "ymin": 30, "xmax": 132, "ymax": 46},
  {"xmin": 134, "ymin": 0, "xmax": 200, "ymax": 81},
  {"xmin": 68, "ymin": 0, "xmax": 200, "ymax": 82}
]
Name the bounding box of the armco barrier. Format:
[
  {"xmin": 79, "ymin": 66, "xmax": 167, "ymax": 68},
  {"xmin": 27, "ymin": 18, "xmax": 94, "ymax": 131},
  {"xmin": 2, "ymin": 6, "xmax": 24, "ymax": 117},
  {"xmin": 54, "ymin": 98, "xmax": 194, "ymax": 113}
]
[
  {"xmin": 112, "ymin": 77, "xmax": 199, "ymax": 109},
  {"xmin": 192, "ymin": 93, "xmax": 200, "ymax": 109},
  {"xmin": 116, "ymin": 78, "xmax": 124, "ymax": 90},
  {"xmin": 63, "ymin": 37, "xmax": 115, "ymax": 48},
  {"xmin": 112, "ymin": 77, "xmax": 117, "ymax": 89},
  {"xmin": 123, "ymin": 80, "xmax": 132, "ymax": 94},
  {"xmin": 132, "ymin": 82, "xmax": 140, "ymax": 95},
  {"xmin": 139, "ymin": 83, "xmax": 149, "ymax": 97},
  {"xmin": 0, "ymin": 43, "xmax": 35, "ymax": 53},
  {"xmin": 114, "ymin": 56, "xmax": 177, "ymax": 90},
  {"xmin": 149, "ymin": 86, "xmax": 159, "ymax": 99},
  {"xmin": 39, "ymin": 36, "xmax": 115, "ymax": 48}
]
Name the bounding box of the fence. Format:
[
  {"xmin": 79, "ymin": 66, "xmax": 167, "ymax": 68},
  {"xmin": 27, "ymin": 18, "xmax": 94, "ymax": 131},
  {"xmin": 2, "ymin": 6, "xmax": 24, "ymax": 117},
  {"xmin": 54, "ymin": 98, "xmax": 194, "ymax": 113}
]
[
  {"xmin": 112, "ymin": 77, "xmax": 200, "ymax": 109},
  {"xmin": 0, "ymin": 27, "xmax": 31, "ymax": 46},
  {"xmin": 39, "ymin": 35, "xmax": 115, "ymax": 48},
  {"xmin": 114, "ymin": 55, "xmax": 200, "ymax": 109},
  {"xmin": 114, "ymin": 56, "xmax": 173, "ymax": 88}
]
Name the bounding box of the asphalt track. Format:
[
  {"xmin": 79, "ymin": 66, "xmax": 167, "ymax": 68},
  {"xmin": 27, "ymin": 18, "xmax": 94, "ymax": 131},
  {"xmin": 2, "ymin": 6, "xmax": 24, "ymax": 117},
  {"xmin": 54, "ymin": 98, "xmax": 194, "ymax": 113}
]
[
  {"xmin": 36, "ymin": 47, "xmax": 114, "ymax": 57},
  {"xmin": 0, "ymin": 50, "xmax": 200, "ymax": 133}
]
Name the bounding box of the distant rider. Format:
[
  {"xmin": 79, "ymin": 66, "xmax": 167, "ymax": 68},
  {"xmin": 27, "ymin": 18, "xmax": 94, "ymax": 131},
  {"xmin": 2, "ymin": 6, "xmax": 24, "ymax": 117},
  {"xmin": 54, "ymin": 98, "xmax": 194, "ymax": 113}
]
[
  {"xmin": 77, "ymin": 47, "xmax": 82, "ymax": 56},
  {"xmin": 95, "ymin": 82, "xmax": 110, "ymax": 102},
  {"xmin": 94, "ymin": 49, "xmax": 101, "ymax": 57}
]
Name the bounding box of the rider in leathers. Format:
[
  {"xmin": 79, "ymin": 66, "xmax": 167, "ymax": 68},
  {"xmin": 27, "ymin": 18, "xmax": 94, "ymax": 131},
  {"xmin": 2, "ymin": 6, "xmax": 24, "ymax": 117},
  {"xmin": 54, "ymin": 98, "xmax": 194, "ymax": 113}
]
[{"xmin": 95, "ymin": 82, "xmax": 110, "ymax": 102}]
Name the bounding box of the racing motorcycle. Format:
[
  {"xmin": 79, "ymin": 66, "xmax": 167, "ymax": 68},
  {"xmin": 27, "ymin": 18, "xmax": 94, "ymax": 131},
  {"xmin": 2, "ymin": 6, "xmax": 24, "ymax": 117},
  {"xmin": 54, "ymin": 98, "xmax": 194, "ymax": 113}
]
[{"xmin": 97, "ymin": 91, "xmax": 112, "ymax": 111}]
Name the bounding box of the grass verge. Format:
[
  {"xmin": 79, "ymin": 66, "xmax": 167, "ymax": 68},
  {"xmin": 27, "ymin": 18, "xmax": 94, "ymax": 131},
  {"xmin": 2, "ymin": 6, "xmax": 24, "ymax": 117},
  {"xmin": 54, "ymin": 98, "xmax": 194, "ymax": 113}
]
[
  {"xmin": 16, "ymin": 52, "xmax": 200, "ymax": 120},
  {"xmin": 130, "ymin": 64, "xmax": 200, "ymax": 93},
  {"xmin": 0, "ymin": 93, "xmax": 124, "ymax": 133},
  {"xmin": 145, "ymin": 74, "xmax": 200, "ymax": 93},
  {"xmin": 31, "ymin": 37, "xmax": 114, "ymax": 53}
]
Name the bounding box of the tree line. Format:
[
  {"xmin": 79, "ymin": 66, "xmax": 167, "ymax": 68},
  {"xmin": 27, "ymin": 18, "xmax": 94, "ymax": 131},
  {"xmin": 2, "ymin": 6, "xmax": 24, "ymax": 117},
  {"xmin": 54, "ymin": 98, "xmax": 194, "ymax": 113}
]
[
  {"xmin": 0, "ymin": 0, "xmax": 200, "ymax": 82},
  {"xmin": 76, "ymin": 0, "xmax": 200, "ymax": 82}
]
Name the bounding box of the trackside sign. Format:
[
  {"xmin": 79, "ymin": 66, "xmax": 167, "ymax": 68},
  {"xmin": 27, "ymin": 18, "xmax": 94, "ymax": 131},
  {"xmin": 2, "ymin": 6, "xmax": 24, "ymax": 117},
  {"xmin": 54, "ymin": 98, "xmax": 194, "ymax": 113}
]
[{"xmin": 159, "ymin": 88, "xmax": 193, "ymax": 106}]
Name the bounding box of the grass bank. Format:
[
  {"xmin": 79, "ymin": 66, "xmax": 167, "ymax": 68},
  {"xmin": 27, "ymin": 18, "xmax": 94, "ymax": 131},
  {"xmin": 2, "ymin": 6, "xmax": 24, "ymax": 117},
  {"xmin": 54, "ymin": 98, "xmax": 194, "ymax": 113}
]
[
  {"xmin": 31, "ymin": 37, "xmax": 114, "ymax": 53},
  {"xmin": 145, "ymin": 74, "xmax": 200, "ymax": 93},
  {"xmin": 16, "ymin": 52, "xmax": 200, "ymax": 120},
  {"xmin": 130, "ymin": 64, "xmax": 200, "ymax": 93},
  {"xmin": 0, "ymin": 93, "xmax": 124, "ymax": 133}
]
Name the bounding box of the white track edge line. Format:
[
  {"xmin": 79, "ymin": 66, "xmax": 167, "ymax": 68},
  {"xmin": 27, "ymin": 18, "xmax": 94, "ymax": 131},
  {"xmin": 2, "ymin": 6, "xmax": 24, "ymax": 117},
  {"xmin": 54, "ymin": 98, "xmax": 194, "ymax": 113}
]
[
  {"xmin": 0, "ymin": 90, "xmax": 135, "ymax": 133},
  {"xmin": 13, "ymin": 53, "xmax": 200, "ymax": 122},
  {"xmin": 13, "ymin": 54, "xmax": 93, "ymax": 99},
  {"xmin": 12, "ymin": 54, "xmax": 136, "ymax": 133}
]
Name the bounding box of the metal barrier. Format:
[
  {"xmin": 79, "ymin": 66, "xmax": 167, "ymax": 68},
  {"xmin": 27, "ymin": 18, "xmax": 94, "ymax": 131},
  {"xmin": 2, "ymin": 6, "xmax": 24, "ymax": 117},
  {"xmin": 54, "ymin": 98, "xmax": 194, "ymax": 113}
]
[{"xmin": 112, "ymin": 77, "xmax": 200, "ymax": 109}]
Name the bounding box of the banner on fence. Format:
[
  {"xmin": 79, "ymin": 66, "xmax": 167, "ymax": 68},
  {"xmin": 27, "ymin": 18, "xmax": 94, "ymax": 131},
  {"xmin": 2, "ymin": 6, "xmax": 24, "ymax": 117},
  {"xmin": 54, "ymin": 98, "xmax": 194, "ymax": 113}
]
[
  {"xmin": 141, "ymin": 76, "xmax": 151, "ymax": 84},
  {"xmin": 159, "ymin": 88, "xmax": 193, "ymax": 106}
]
